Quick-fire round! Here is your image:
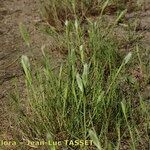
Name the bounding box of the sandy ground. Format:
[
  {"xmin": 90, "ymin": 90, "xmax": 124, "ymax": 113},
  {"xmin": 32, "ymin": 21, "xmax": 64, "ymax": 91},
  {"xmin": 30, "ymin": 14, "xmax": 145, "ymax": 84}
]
[{"xmin": 0, "ymin": 0, "xmax": 150, "ymax": 149}]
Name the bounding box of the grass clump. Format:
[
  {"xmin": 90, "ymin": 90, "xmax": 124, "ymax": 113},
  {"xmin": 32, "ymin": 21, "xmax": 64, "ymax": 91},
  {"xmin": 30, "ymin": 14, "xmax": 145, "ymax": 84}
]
[
  {"xmin": 10, "ymin": 1, "xmax": 149, "ymax": 150},
  {"xmin": 40, "ymin": 0, "xmax": 142, "ymax": 31}
]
